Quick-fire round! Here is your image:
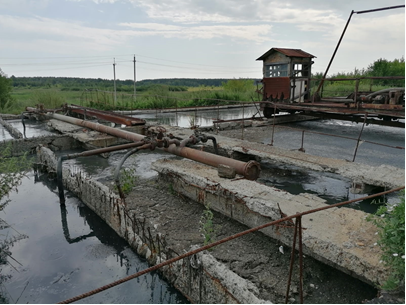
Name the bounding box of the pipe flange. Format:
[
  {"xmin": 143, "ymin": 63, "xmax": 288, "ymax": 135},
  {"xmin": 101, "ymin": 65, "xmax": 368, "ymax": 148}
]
[{"xmin": 243, "ymin": 160, "xmax": 261, "ymax": 180}]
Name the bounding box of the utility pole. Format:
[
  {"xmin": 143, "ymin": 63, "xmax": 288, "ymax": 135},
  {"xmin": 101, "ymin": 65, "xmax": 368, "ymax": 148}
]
[
  {"xmin": 113, "ymin": 58, "xmax": 117, "ymax": 107},
  {"xmin": 134, "ymin": 55, "xmax": 137, "ymax": 101}
]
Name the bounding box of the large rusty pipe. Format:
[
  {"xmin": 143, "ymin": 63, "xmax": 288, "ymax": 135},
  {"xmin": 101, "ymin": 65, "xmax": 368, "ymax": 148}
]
[{"xmin": 47, "ymin": 113, "xmax": 261, "ymax": 180}]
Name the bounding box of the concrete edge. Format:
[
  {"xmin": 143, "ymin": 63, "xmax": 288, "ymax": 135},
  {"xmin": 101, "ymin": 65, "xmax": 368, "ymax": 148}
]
[{"xmin": 35, "ymin": 145, "xmax": 270, "ymax": 304}]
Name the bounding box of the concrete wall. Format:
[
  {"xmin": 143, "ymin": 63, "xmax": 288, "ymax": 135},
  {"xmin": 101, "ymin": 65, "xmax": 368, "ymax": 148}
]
[
  {"xmin": 152, "ymin": 158, "xmax": 387, "ymax": 287},
  {"xmin": 35, "ymin": 146, "xmax": 268, "ymax": 304},
  {"xmin": 0, "ymin": 116, "xmax": 23, "ymax": 139},
  {"xmin": 0, "ymin": 135, "xmax": 78, "ymax": 157}
]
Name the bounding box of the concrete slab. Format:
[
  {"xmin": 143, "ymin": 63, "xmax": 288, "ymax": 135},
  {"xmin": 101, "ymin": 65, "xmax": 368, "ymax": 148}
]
[
  {"xmin": 163, "ymin": 125, "xmax": 404, "ymax": 189},
  {"xmin": 152, "ymin": 158, "xmax": 387, "ymax": 286}
]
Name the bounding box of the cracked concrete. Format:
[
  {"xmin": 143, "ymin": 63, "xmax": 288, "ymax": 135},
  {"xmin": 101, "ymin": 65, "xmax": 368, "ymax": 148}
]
[{"xmin": 11, "ymin": 115, "xmax": 401, "ymax": 303}]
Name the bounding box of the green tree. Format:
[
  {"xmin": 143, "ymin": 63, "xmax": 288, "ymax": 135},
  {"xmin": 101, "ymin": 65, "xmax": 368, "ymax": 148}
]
[
  {"xmin": 0, "ymin": 68, "xmax": 14, "ymax": 110},
  {"xmin": 366, "ymin": 57, "xmax": 405, "ymax": 86},
  {"xmin": 223, "ymin": 79, "xmax": 255, "ymax": 93}
]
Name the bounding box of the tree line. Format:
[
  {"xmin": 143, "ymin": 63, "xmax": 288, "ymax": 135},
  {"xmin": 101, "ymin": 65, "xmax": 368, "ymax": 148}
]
[{"xmin": 8, "ymin": 76, "xmax": 237, "ymax": 91}]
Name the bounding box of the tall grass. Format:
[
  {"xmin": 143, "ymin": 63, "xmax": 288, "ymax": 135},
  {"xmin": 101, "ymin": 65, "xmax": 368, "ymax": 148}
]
[{"xmin": 7, "ymin": 76, "xmax": 402, "ymax": 114}]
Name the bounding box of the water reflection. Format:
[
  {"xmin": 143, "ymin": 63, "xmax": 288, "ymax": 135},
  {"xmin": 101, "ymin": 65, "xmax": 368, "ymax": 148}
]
[
  {"xmin": 0, "ymin": 170, "xmax": 188, "ymax": 304},
  {"xmin": 259, "ymin": 161, "xmax": 397, "ymax": 214},
  {"xmin": 134, "ymin": 106, "xmax": 259, "ymax": 127},
  {"xmin": 10, "ymin": 119, "xmax": 56, "ymax": 138}
]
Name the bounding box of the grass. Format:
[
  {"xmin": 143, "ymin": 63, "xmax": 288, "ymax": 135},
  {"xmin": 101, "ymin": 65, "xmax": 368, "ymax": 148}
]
[
  {"xmin": 5, "ymin": 77, "xmax": 402, "ymax": 115},
  {"xmin": 200, "ymin": 203, "xmax": 216, "ymax": 247},
  {"xmin": 7, "ymin": 85, "xmax": 257, "ymax": 114},
  {"xmin": 367, "ymin": 191, "xmax": 405, "ymax": 291}
]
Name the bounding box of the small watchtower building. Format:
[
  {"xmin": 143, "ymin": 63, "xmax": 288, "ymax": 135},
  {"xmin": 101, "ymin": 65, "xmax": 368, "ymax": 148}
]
[{"xmin": 256, "ymin": 48, "xmax": 315, "ymax": 105}]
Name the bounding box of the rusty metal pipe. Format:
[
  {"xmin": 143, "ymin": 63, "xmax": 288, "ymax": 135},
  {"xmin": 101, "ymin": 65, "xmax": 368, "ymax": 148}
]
[
  {"xmin": 57, "ymin": 141, "xmax": 147, "ymax": 204},
  {"xmin": 68, "ymin": 104, "xmax": 146, "ymax": 126},
  {"xmin": 114, "ymin": 143, "xmax": 152, "ymax": 200},
  {"xmin": 58, "ymin": 186, "xmax": 404, "ymax": 304},
  {"xmin": 47, "ymin": 113, "xmax": 261, "ymax": 180},
  {"xmin": 205, "ymin": 135, "xmax": 219, "ymax": 155}
]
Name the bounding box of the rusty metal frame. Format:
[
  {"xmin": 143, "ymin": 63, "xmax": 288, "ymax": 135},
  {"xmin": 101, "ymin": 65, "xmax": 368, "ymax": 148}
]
[
  {"xmin": 45, "ymin": 112, "xmax": 260, "ymax": 181},
  {"xmin": 67, "ymin": 104, "xmax": 146, "ymax": 126},
  {"xmin": 57, "ymin": 186, "xmax": 405, "ymax": 304}
]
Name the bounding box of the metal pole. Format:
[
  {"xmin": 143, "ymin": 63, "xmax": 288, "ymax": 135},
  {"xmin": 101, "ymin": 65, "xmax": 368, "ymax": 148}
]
[
  {"xmin": 241, "ymin": 103, "xmax": 245, "ymax": 140},
  {"xmin": 299, "ymin": 130, "xmax": 305, "ymax": 152},
  {"xmin": 270, "ymin": 104, "xmax": 276, "ymax": 146},
  {"xmin": 298, "ymin": 216, "xmax": 304, "ymax": 304},
  {"xmin": 176, "ymin": 100, "xmax": 178, "ymax": 127},
  {"xmin": 352, "ymin": 113, "xmax": 368, "ymax": 162},
  {"xmin": 134, "ymin": 55, "xmax": 137, "ymax": 101},
  {"xmin": 313, "ymin": 10, "xmax": 354, "ymax": 98},
  {"xmin": 57, "ymin": 186, "xmax": 404, "ymax": 304},
  {"xmin": 285, "ymin": 218, "xmax": 299, "ymax": 304},
  {"xmin": 313, "ymin": 5, "xmax": 405, "ymax": 99},
  {"xmin": 113, "ymin": 58, "xmax": 117, "ymax": 107}
]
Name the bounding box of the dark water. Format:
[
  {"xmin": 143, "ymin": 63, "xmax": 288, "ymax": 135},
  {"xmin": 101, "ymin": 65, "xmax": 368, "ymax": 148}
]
[
  {"xmin": 258, "ymin": 161, "xmax": 400, "ymax": 214},
  {"xmin": 0, "ymin": 119, "xmax": 57, "ymax": 141},
  {"xmin": 134, "ymin": 106, "xmax": 259, "ymax": 128},
  {"xmin": 0, "ymin": 170, "xmax": 188, "ymax": 304},
  {"xmin": 264, "ymin": 119, "xmax": 405, "ymax": 169}
]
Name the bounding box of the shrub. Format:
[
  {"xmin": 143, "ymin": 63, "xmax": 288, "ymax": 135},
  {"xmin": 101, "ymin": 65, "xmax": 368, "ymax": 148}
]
[{"xmin": 368, "ymin": 190, "xmax": 405, "ymax": 290}]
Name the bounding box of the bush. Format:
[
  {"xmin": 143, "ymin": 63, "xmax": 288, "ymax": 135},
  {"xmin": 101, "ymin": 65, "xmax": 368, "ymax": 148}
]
[
  {"xmin": 368, "ymin": 191, "xmax": 405, "ymax": 290},
  {"xmin": 33, "ymin": 90, "xmax": 66, "ymax": 108},
  {"xmin": 0, "ymin": 143, "xmax": 31, "ymax": 201},
  {"xmin": 0, "ymin": 69, "xmax": 14, "ymax": 111}
]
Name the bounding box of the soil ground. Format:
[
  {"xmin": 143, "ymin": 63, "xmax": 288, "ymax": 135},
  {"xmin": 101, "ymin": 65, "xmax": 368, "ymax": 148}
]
[
  {"xmin": 104, "ymin": 119, "xmax": 405, "ymax": 304},
  {"xmin": 120, "ymin": 177, "xmax": 378, "ymax": 304},
  {"xmin": 207, "ymin": 123, "xmax": 405, "ymax": 304}
]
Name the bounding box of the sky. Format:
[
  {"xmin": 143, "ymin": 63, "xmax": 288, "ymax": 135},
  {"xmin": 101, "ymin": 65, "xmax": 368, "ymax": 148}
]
[{"xmin": 0, "ymin": 0, "xmax": 404, "ymax": 81}]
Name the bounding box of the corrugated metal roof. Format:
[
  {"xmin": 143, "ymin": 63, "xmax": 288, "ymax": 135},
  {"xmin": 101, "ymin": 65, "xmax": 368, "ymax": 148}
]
[{"xmin": 256, "ymin": 48, "xmax": 316, "ymax": 61}]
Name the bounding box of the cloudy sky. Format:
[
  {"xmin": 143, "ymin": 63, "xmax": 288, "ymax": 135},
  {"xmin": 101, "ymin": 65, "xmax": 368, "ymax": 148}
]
[{"xmin": 0, "ymin": 0, "xmax": 404, "ymax": 81}]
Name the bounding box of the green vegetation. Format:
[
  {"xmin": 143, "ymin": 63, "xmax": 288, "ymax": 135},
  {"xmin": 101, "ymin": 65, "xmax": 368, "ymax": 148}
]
[
  {"xmin": 0, "ymin": 69, "xmax": 15, "ymax": 112},
  {"xmin": 0, "ymin": 144, "xmax": 31, "ymax": 201},
  {"xmin": 367, "ymin": 191, "xmax": 405, "ymax": 291},
  {"xmin": 114, "ymin": 166, "xmax": 138, "ymax": 195},
  {"xmin": 314, "ymin": 57, "xmax": 405, "ymax": 97},
  {"xmin": 200, "ymin": 204, "xmax": 216, "ymax": 247},
  {"xmin": 1, "ymin": 57, "xmax": 403, "ymax": 114},
  {"xmin": 0, "ymin": 143, "xmax": 32, "ymax": 303}
]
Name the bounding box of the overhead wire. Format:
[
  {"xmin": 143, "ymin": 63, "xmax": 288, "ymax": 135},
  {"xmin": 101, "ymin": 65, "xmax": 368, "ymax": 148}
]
[{"xmin": 1, "ymin": 53, "xmax": 259, "ymax": 75}]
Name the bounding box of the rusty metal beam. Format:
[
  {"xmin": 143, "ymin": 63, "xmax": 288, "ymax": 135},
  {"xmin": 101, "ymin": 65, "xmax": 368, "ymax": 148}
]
[
  {"xmin": 46, "ymin": 113, "xmax": 261, "ymax": 180},
  {"xmin": 265, "ymin": 102, "xmax": 405, "ymax": 119},
  {"xmin": 68, "ymin": 104, "xmax": 146, "ymax": 126}
]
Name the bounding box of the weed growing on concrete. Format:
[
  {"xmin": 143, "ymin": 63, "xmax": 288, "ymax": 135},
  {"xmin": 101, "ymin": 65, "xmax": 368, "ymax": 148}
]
[
  {"xmin": 200, "ymin": 204, "xmax": 216, "ymax": 247},
  {"xmin": 367, "ymin": 190, "xmax": 405, "ymax": 291},
  {"xmin": 114, "ymin": 167, "xmax": 137, "ymax": 195},
  {"xmin": 168, "ymin": 183, "xmax": 175, "ymax": 195}
]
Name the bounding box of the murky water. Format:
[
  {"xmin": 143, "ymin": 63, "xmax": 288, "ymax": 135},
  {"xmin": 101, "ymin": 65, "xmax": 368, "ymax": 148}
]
[
  {"xmin": 258, "ymin": 161, "xmax": 399, "ymax": 214},
  {"xmin": 134, "ymin": 106, "xmax": 259, "ymax": 128},
  {"xmin": 263, "ymin": 119, "xmax": 405, "ymax": 169},
  {"xmin": 0, "ymin": 119, "xmax": 56, "ymax": 141},
  {"xmin": 0, "ymin": 108, "xmax": 403, "ymax": 303},
  {"xmin": 0, "ymin": 170, "xmax": 188, "ymax": 304}
]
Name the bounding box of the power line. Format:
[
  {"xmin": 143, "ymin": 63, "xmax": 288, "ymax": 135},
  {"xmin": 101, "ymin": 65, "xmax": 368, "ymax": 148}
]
[
  {"xmin": 9, "ymin": 63, "xmax": 112, "ymax": 74},
  {"xmin": 2, "ymin": 53, "xmax": 258, "ymax": 71}
]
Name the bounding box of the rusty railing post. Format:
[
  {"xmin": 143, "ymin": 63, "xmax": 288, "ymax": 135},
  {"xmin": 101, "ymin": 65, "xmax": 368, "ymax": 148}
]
[
  {"xmin": 270, "ymin": 104, "xmax": 276, "ymax": 146},
  {"xmin": 285, "ymin": 217, "xmax": 299, "ymax": 304},
  {"xmin": 298, "ymin": 216, "xmax": 304, "ymax": 304},
  {"xmin": 299, "ymin": 130, "xmax": 305, "ymax": 152},
  {"xmin": 241, "ymin": 102, "xmax": 245, "ymax": 140},
  {"xmin": 352, "ymin": 113, "xmax": 368, "ymax": 162}
]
